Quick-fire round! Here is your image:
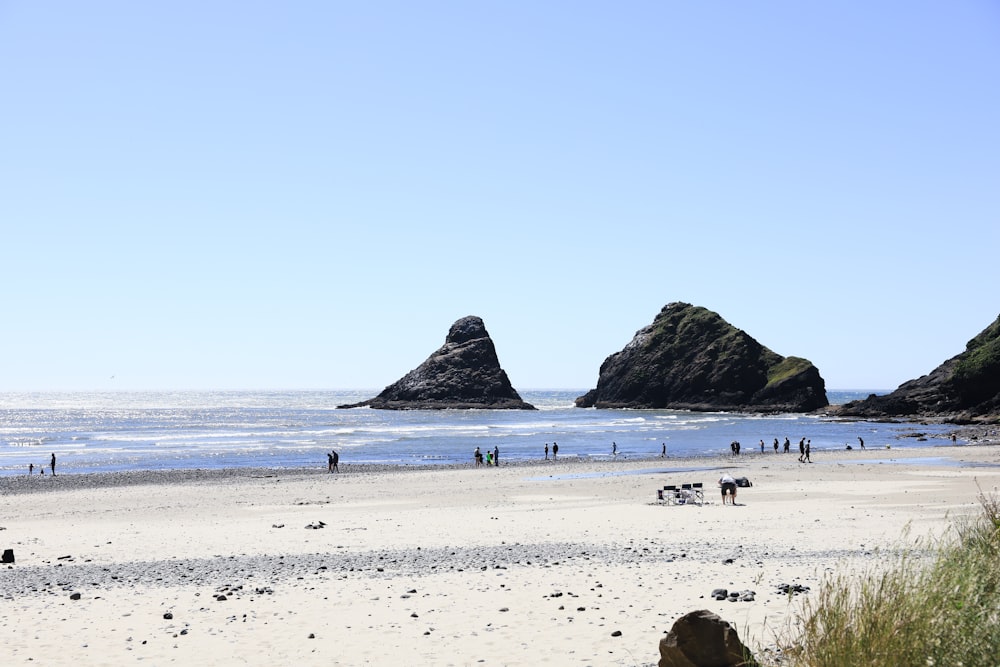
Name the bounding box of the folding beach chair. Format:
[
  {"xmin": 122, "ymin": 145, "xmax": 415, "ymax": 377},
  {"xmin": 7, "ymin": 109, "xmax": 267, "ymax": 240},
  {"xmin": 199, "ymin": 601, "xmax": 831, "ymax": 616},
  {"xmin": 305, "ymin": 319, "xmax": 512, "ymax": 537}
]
[
  {"xmin": 680, "ymin": 482, "xmax": 700, "ymax": 506},
  {"xmin": 692, "ymin": 482, "xmax": 704, "ymax": 503}
]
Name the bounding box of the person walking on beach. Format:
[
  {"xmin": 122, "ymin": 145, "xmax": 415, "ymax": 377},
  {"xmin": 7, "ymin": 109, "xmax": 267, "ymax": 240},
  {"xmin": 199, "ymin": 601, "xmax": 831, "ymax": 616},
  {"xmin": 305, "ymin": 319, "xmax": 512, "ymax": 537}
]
[
  {"xmin": 612, "ymin": 442, "xmax": 617, "ymax": 457},
  {"xmin": 858, "ymin": 436, "xmax": 865, "ymax": 450},
  {"xmin": 50, "ymin": 452, "xmax": 56, "ymax": 476},
  {"xmin": 331, "ymin": 449, "xmax": 339, "ymax": 472},
  {"xmin": 719, "ymin": 474, "xmax": 737, "ymax": 505},
  {"xmin": 552, "ymin": 442, "xmax": 558, "ymax": 460},
  {"xmin": 773, "ymin": 438, "xmax": 779, "ymax": 454},
  {"xmin": 783, "ymin": 437, "xmax": 790, "ymax": 453},
  {"xmin": 760, "ymin": 440, "xmax": 765, "ymax": 454},
  {"xmin": 327, "ymin": 452, "xmax": 334, "ymax": 472},
  {"xmin": 474, "ymin": 447, "xmax": 483, "ymax": 467},
  {"xmin": 661, "ymin": 443, "xmax": 666, "ymax": 458},
  {"xmin": 805, "ymin": 440, "xmax": 811, "ymax": 462},
  {"xmin": 798, "ymin": 438, "xmax": 806, "ymax": 462},
  {"xmin": 28, "ymin": 463, "xmax": 34, "ymax": 475},
  {"xmin": 493, "ymin": 446, "xmax": 499, "ymax": 467}
]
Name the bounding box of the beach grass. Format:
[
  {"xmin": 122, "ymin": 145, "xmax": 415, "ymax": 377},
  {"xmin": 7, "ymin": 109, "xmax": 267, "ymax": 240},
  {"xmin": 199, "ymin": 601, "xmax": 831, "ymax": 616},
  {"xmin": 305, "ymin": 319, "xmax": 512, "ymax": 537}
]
[{"xmin": 769, "ymin": 487, "xmax": 1000, "ymax": 667}]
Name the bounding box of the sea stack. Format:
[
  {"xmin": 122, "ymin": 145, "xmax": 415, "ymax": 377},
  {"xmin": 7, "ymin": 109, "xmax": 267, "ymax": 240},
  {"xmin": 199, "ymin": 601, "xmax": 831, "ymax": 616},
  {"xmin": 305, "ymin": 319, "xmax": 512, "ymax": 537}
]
[
  {"xmin": 338, "ymin": 316, "xmax": 536, "ymax": 410},
  {"xmin": 575, "ymin": 302, "xmax": 828, "ymax": 412},
  {"xmin": 837, "ymin": 313, "xmax": 1000, "ymax": 423}
]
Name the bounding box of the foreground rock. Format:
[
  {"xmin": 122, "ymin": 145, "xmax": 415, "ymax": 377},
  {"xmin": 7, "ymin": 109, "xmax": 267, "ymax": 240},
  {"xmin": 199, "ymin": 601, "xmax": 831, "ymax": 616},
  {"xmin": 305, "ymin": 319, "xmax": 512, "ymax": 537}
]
[
  {"xmin": 339, "ymin": 316, "xmax": 535, "ymax": 410},
  {"xmin": 658, "ymin": 609, "xmax": 759, "ymax": 667},
  {"xmin": 576, "ymin": 303, "xmax": 827, "ymax": 412},
  {"xmin": 837, "ymin": 313, "xmax": 1000, "ymax": 423}
]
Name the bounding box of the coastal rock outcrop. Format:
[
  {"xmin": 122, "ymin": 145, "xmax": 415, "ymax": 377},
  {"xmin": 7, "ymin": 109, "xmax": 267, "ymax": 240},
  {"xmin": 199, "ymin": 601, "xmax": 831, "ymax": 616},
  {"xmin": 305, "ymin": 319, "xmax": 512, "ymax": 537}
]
[
  {"xmin": 575, "ymin": 303, "xmax": 827, "ymax": 412},
  {"xmin": 837, "ymin": 313, "xmax": 1000, "ymax": 423},
  {"xmin": 338, "ymin": 316, "xmax": 535, "ymax": 410}
]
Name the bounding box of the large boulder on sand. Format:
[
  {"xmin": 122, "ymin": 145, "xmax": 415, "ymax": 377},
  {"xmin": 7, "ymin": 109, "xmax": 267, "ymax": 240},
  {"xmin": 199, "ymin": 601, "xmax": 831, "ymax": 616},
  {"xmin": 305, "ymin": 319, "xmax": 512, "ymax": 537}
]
[
  {"xmin": 658, "ymin": 609, "xmax": 759, "ymax": 667},
  {"xmin": 338, "ymin": 316, "xmax": 535, "ymax": 410}
]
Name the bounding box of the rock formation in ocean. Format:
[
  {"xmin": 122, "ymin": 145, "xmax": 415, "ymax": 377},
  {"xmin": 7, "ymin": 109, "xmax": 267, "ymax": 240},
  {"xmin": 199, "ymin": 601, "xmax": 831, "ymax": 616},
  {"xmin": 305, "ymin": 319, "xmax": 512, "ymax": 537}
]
[
  {"xmin": 338, "ymin": 316, "xmax": 536, "ymax": 410},
  {"xmin": 575, "ymin": 302, "xmax": 828, "ymax": 412},
  {"xmin": 836, "ymin": 313, "xmax": 1000, "ymax": 423}
]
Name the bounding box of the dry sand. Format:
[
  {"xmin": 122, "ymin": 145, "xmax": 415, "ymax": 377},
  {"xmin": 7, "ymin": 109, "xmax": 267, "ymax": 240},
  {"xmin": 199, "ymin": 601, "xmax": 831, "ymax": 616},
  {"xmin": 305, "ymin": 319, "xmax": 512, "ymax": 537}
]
[{"xmin": 3, "ymin": 443, "xmax": 1000, "ymax": 666}]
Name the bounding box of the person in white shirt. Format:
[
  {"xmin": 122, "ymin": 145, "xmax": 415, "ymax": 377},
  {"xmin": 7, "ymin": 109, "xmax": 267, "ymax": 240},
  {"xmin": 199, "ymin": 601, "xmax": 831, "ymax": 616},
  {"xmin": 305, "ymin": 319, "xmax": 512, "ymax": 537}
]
[{"xmin": 718, "ymin": 474, "xmax": 737, "ymax": 505}]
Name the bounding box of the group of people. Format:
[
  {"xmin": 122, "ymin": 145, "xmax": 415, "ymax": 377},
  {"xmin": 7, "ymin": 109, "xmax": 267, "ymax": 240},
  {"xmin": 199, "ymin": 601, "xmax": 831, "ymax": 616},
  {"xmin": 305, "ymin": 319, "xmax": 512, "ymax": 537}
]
[
  {"xmin": 762, "ymin": 437, "xmax": 792, "ymax": 453},
  {"xmin": 729, "ymin": 437, "xmax": 816, "ymax": 461},
  {"xmin": 474, "ymin": 446, "xmax": 500, "ymax": 467},
  {"xmin": 476, "ymin": 439, "xmax": 669, "ymax": 465},
  {"xmin": 27, "ymin": 453, "xmax": 56, "ymax": 476}
]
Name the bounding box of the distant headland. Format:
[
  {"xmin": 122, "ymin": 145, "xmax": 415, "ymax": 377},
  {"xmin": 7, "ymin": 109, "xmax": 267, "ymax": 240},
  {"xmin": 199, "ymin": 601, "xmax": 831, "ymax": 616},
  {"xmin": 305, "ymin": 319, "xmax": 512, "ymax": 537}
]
[{"xmin": 836, "ymin": 313, "xmax": 1000, "ymax": 424}]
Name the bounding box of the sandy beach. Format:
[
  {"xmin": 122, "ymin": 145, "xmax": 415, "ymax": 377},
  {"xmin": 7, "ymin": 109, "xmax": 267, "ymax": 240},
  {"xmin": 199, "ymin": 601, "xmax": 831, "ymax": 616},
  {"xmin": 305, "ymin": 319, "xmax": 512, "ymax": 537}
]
[{"xmin": 3, "ymin": 443, "xmax": 1000, "ymax": 666}]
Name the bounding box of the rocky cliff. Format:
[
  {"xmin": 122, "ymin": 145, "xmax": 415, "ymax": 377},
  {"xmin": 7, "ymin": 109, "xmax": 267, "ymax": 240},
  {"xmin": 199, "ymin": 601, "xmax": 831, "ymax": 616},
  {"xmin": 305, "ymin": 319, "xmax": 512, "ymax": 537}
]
[
  {"xmin": 575, "ymin": 303, "xmax": 828, "ymax": 412},
  {"xmin": 338, "ymin": 316, "xmax": 535, "ymax": 410},
  {"xmin": 836, "ymin": 314, "xmax": 1000, "ymax": 423}
]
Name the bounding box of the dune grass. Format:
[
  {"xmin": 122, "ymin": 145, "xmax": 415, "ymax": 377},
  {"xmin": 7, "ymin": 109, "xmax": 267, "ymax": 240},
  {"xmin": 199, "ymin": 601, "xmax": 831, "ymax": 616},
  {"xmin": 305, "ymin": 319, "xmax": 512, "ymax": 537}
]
[{"xmin": 770, "ymin": 487, "xmax": 1000, "ymax": 667}]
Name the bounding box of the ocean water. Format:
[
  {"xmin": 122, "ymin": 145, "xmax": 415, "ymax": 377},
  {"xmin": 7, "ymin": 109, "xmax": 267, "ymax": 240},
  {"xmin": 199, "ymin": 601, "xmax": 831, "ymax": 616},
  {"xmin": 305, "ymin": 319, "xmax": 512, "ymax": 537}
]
[{"xmin": 0, "ymin": 390, "xmax": 958, "ymax": 476}]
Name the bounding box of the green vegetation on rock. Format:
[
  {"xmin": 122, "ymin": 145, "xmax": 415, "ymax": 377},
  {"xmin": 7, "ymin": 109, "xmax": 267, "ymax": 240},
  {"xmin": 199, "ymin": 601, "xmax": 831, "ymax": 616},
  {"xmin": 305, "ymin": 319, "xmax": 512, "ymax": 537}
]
[
  {"xmin": 765, "ymin": 356, "xmax": 813, "ymax": 388},
  {"xmin": 951, "ymin": 318, "xmax": 1000, "ymax": 394}
]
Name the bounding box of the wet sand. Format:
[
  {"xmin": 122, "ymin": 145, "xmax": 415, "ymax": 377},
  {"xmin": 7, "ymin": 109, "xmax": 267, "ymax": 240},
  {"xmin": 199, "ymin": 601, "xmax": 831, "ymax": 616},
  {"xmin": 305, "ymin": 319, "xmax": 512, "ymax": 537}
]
[{"xmin": 3, "ymin": 444, "xmax": 1000, "ymax": 665}]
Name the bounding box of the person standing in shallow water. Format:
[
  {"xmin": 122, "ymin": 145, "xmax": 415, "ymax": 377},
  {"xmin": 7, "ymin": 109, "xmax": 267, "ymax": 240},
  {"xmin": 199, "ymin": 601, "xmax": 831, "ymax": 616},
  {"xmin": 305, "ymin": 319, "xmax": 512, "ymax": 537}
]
[
  {"xmin": 493, "ymin": 446, "xmax": 499, "ymax": 467},
  {"xmin": 552, "ymin": 442, "xmax": 558, "ymax": 460},
  {"xmin": 544, "ymin": 443, "xmax": 549, "ymax": 460},
  {"xmin": 50, "ymin": 452, "xmax": 56, "ymax": 476},
  {"xmin": 661, "ymin": 443, "xmax": 666, "ymax": 458}
]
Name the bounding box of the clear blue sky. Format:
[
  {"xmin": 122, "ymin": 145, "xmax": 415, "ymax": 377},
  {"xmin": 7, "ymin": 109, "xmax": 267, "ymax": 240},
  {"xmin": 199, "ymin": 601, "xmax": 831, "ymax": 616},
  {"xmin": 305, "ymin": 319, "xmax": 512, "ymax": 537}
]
[{"xmin": 2, "ymin": 2, "xmax": 998, "ymax": 392}]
